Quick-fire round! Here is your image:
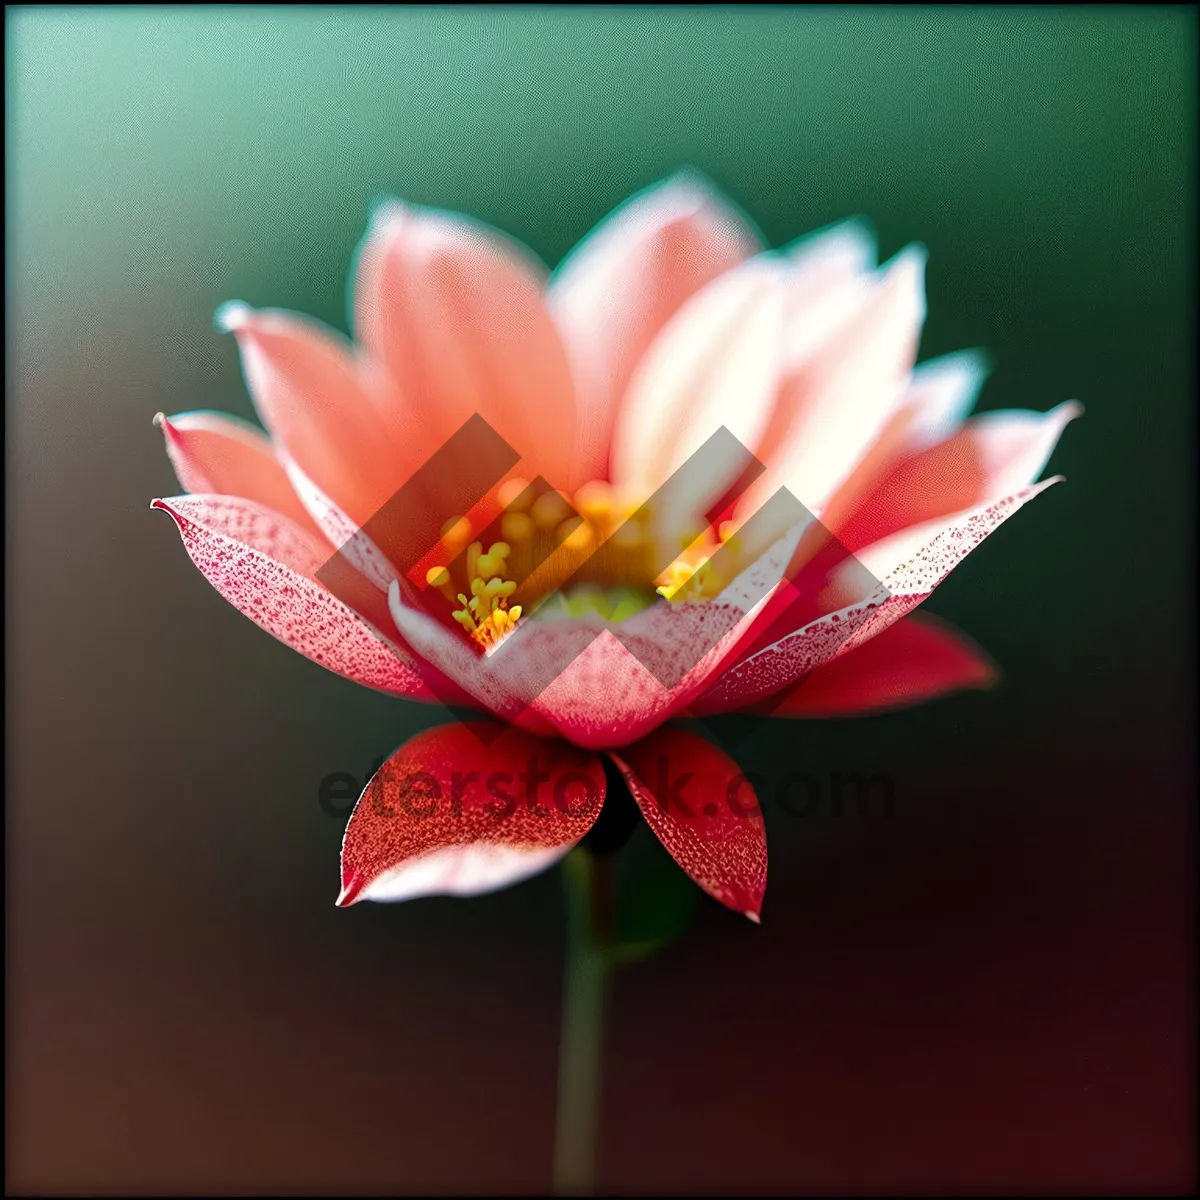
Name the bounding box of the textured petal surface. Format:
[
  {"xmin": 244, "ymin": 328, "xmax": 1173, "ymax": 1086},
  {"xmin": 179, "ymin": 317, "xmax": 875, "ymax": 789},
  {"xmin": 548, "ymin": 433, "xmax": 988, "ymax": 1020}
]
[
  {"xmin": 152, "ymin": 494, "xmax": 442, "ymax": 700},
  {"xmin": 754, "ymin": 612, "xmax": 995, "ymax": 717},
  {"xmin": 548, "ymin": 173, "xmax": 761, "ymax": 487},
  {"xmin": 157, "ymin": 411, "xmax": 325, "ymax": 539},
  {"xmin": 693, "ymin": 478, "xmax": 1062, "ymax": 715},
  {"xmin": 608, "ymin": 727, "xmax": 767, "ymax": 920},
  {"xmin": 338, "ymin": 722, "xmax": 605, "ymax": 904},
  {"xmin": 354, "ymin": 203, "xmax": 577, "ymax": 487}
]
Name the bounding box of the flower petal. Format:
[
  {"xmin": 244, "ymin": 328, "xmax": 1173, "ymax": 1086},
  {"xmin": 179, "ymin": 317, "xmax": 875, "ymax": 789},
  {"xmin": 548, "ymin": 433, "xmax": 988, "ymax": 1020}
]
[
  {"xmin": 156, "ymin": 410, "xmax": 324, "ymax": 540},
  {"xmin": 810, "ymin": 349, "xmax": 990, "ymax": 521},
  {"xmin": 152, "ymin": 493, "xmax": 452, "ymax": 701},
  {"xmin": 783, "ymin": 216, "xmax": 877, "ymax": 294},
  {"xmin": 753, "ymin": 612, "xmax": 995, "ymax": 717},
  {"xmin": 718, "ymin": 388, "xmax": 1075, "ymax": 676},
  {"xmin": 609, "ymin": 254, "xmax": 790, "ymax": 539},
  {"xmin": 277, "ymin": 449, "xmax": 400, "ymax": 594},
  {"xmin": 824, "ymin": 400, "xmax": 1081, "ymax": 553},
  {"xmin": 692, "ymin": 477, "xmax": 1062, "ymax": 715},
  {"xmin": 733, "ymin": 245, "xmax": 927, "ymax": 522},
  {"xmin": 217, "ymin": 303, "xmax": 408, "ymax": 526},
  {"xmin": 353, "ymin": 203, "xmax": 577, "ymax": 488},
  {"xmin": 547, "ymin": 173, "xmax": 762, "ymax": 487},
  {"xmin": 889, "ymin": 348, "xmax": 992, "ymax": 447},
  {"xmin": 718, "ymin": 222, "xmax": 880, "ymax": 486},
  {"xmin": 337, "ymin": 722, "xmax": 605, "ymax": 905},
  {"xmin": 608, "ymin": 727, "xmax": 766, "ymax": 920}
]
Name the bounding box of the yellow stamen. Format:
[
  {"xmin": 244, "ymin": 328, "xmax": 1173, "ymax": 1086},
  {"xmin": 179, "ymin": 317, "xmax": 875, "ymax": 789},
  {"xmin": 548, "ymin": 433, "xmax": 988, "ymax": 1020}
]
[
  {"xmin": 656, "ymin": 543, "xmax": 722, "ymax": 603},
  {"xmin": 499, "ymin": 512, "xmax": 533, "ymax": 583},
  {"xmin": 425, "ymin": 564, "xmax": 459, "ymax": 605},
  {"xmin": 427, "ymin": 477, "xmax": 735, "ymax": 647},
  {"xmin": 431, "ymin": 540, "xmax": 523, "ymax": 649}
]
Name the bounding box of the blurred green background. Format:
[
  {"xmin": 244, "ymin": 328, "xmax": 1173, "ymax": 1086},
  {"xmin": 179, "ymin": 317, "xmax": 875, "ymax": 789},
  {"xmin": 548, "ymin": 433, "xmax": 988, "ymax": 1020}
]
[{"xmin": 8, "ymin": 7, "xmax": 1194, "ymax": 1193}]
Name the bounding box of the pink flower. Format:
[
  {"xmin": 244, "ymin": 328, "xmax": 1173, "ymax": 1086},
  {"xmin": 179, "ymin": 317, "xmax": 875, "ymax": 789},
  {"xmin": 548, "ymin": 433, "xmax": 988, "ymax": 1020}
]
[{"xmin": 153, "ymin": 174, "xmax": 1077, "ymax": 921}]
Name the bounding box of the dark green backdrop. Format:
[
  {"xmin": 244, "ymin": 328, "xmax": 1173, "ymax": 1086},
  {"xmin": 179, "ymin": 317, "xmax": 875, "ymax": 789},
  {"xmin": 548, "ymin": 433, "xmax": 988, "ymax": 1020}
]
[{"xmin": 9, "ymin": 7, "xmax": 1194, "ymax": 1193}]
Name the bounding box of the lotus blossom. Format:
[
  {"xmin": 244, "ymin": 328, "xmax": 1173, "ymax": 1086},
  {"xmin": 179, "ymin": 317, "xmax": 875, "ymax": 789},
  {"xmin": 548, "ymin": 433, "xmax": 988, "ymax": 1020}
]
[{"xmin": 153, "ymin": 173, "xmax": 1077, "ymax": 921}]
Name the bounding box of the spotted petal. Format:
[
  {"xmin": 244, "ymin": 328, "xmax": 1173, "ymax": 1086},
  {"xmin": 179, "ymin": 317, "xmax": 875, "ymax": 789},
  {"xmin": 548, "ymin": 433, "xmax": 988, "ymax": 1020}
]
[
  {"xmin": 609, "ymin": 727, "xmax": 767, "ymax": 920},
  {"xmin": 337, "ymin": 722, "xmax": 605, "ymax": 904},
  {"xmin": 693, "ymin": 478, "xmax": 1062, "ymax": 715},
  {"xmin": 152, "ymin": 493, "xmax": 460, "ymax": 702}
]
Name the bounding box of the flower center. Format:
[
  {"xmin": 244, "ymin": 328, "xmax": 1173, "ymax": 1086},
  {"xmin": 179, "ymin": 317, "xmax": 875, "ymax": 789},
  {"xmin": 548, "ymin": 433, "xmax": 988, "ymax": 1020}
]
[
  {"xmin": 425, "ymin": 542, "xmax": 522, "ymax": 650},
  {"xmin": 421, "ymin": 478, "xmax": 745, "ymax": 648}
]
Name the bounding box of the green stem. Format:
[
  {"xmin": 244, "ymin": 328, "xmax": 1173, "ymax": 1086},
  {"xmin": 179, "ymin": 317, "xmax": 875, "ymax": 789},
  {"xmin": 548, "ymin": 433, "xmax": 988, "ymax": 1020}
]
[{"xmin": 553, "ymin": 848, "xmax": 611, "ymax": 1195}]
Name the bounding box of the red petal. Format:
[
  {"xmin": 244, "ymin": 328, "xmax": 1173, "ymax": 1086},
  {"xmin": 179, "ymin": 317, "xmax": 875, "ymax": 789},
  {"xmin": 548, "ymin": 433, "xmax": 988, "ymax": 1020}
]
[
  {"xmin": 754, "ymin": 612, "xmax": 995, "ymax": 717},
  {"xmin": 608, "ymin": 727, "xmax": 766, "ymax": 920},
  {"xmin": 338, "ymin": 723, "xmax": 606, "ymax": 904}
]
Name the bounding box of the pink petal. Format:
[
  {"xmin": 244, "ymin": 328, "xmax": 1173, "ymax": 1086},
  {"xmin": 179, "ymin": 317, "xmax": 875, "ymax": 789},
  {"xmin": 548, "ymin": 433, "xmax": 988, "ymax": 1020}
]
[
  {"xmin": 151, "ymin": 493, "xmax": 453, "ymax": 701},
  {"xmin": 825, "ymin": 400, "xmax": 1081, "ymax": 553},
  {"xmin": 692, "ymin": 477, "xmax": 1062, "ymax": 715},
  {"xmin": 156, "ymin": 411, "xmax": 325, "ymax": 540},
  {"xmin": 780, "ymin": 219, "xmax": 880, "ymax": 369},
  {"xmin": 890, "ymin": 348, "xmax": 992, "ymax": 447},
  {"xmin": 520, "ymin": 607, "xmax": 759, "ymax": 748},
  {"xmin": 337, "ymin": 722, "xmax": 605, "ymax": 905},
  {"xmin": 609, "ymin": 254, "xmax": 790, "ymax": 536},
  {"xmin": 217, "ymin": 303, "xmax": 409, "ymax": 527},
  {"xmin": 547, "ymin": 173, "xmax": 762, "ymax": 487},
  {"xmin": 608, "ymin": 727, "xmax": 767, "ymax": 920},
  {"xmin": 730, "ymin": 223, "xmax": 880, "ymax": 481},
  {"xmin": 784, "ymin": 216, "xmax": 877, "ymax": 297},
  {"xmin": 733, "ymin": 245, "xmax": 927, "ymax": 523},
  {"xmin": 753, "ymin": 612, "xmax": 995, "ymax": 717},
  {"xmin": 716, "ymin": 382, "xmax": 1075, "ymax": 671},
  {"xmin": 277, "ymin": 449, "xmax": 400, "ymax": 595},
  {"xmin": 811, "ymin": 349, "xmax": 990, "ymax": 520},
  {"xmin": 352, "ymin": 203, "xmax": 577, "ymax": 488}
]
